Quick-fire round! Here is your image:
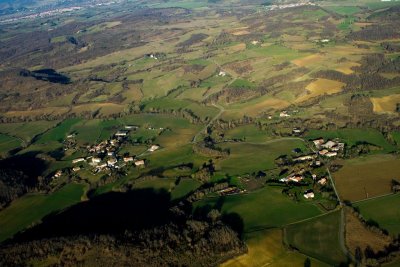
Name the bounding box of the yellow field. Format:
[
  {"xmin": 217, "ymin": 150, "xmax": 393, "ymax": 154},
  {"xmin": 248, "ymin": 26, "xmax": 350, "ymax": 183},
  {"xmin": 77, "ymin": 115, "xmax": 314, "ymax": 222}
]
[
  {"xmin": 227, "ymin": 43, "xmax": 247, "ymax": 53},
  {"xmin": 229, "ymin": 27, "xmax": 250, "ymax": 36},
  {"xmin": 221, "ymin": 229, "xmax": 329, "ymax": 267},
  {"xmin": 335, "ymin": 62, "xmax": 360, "ymax": 74},
  {"xmin": 224, "ymin": 97, "xmax": 290, "ymax": 119},
  {"xmin": 295, "ymin": 78, "xmax": 345, "ymax": 103},
  {"xmin": 371, "ymin": 94, "xmax": 400, "ymax": 113},
  {"xmin": 292, "ymin": 54, "xmax": 325, "ymax": 67}
]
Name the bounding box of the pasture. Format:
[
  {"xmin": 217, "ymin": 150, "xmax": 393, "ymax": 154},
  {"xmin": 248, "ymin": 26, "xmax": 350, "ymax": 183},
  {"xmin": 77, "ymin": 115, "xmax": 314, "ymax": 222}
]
[
  {"xmin": 35, "ymin": 118, "xmax": 82, "ymax": 144},
  {"xmin": 223, "ymin": 125, "xmax": 271, "ymax": 143},
  {"xmin": 171, "ymin": 178, "xmax": 201, "ymax": 200},
  {"xmin": 284, "ymin": 211, "xmax": 347, "ymax": 265},
  {"xmin": 0, "ymin": 183, "xmax": 84, "ymax": 242},
  {"xmin": 217, "ymin": 138, "xmax": 308, "ymax": 175},
  {"xmin": 194, "ymin": 186, "xmax": 322, "ymax": 232},
  {"xmin": 355, "ymin": 194, "xmax": 400, "ymax": 236},
  {"xmin": 222, "ymin": 229, "xmax": 330, "ymax": 267},
  {"xmin": 333, "ymin": 154, "xmax": 400, "ymax": 201},
  {"xmin": 0, "ymin": 134, "xmax": 22, "ymax": 155}
]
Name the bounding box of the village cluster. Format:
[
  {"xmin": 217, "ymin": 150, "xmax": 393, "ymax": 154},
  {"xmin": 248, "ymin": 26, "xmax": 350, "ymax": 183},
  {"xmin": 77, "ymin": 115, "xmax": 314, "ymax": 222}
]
[
  {"xmin": 279, "ymin": 138, "xmax": 344, "ymax": 199},
  {"xmin": 52, "ymin": 125, "xmax": 160, "ymax": 180},
  {"xmin": 265, "ymin": 1, "xmax": 315, "ymax": 12}
]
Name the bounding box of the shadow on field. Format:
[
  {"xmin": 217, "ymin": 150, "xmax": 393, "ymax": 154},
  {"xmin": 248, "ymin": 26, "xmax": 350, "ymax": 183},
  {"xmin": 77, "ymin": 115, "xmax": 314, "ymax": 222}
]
[
  {"xmin": 11, "ymin": 188, "xmax": 173, "ymax": 242},
  {"xmin": 0, "ymin": 151, "xmax": 48, "ymax": 184}
]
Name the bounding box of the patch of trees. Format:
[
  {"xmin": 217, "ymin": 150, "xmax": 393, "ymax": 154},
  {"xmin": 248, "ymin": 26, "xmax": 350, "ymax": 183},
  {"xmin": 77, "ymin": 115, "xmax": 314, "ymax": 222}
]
[
  {"xmin": 177, "ymin": 33, "xmax": 209, "ymax": 47},
  {"xmin": 0, "ymin": 152, "xmax": 50, "ymax": 209},
  {"xmin": 382, "ymin": 42, "xmax": 400, "ymax": 53},
  {"xmin": 350, "ymin": 25, "xmax": 400, "ymax": 41},
  {"xmin": 0, "ymin": 188, "xmax": 246, "ymax": 266},
  {"xmin": 345, "ymin": 206, "xmax": 400, "ymax": 266}
]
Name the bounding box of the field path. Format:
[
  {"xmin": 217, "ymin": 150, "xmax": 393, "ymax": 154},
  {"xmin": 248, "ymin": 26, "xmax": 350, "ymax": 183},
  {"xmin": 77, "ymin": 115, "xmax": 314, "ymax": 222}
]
[
  {"xmin": 192, "ymin": 103, "xmax": 224, "ymax": 143},
  {"xmin": 351, "ymin": 192, "xmax": 394, "ymax": 205}
]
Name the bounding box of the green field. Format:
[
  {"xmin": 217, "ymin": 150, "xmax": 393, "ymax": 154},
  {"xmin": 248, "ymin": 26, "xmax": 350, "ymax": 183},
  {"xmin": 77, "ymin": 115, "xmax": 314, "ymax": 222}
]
[
  {"xmin": 284, "ymin": 210, "xmax": 347, "ymax": 265},
  {"xmin": 195, "ymin": 186, "xmax": 322, "ymax": 232},
  {"xmin": 223, "ymin": 125, "xmax": 271, "ymax": 143},
  {"xmin": 326, "ymin": 6, "xmax": 361, "ymax": 15},
  {"xmin": 0, "ymin": 120, "xmax": 60, "ymax": 143},
  {"xmin": 171, "ymin": 178, "xmax": 201, "ymax": 200},
  {"xmin": 0, "ymin": 134, "xmax": 22, "ymax": 155},
  {"xmin": 35, "ymin": 118, "xmax": 82, "ymax": 144},
  {"xmin": 355, "ymin": 194, "xmax": 400, "ymax": 236},
  {"xmin": 0, "ymin": 183, "xmax": 84, "ymax": 242},
  {"xmin": 217, "ymin": 138, "xmax": 307, "ymax": 175}
]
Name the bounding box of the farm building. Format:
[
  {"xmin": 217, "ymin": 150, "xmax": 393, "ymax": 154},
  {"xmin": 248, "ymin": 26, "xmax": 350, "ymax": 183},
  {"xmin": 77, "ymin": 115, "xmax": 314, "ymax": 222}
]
[
  {"xmin": 135, "ymin": 160, "xmax": 145, "ymax": 166},
  {"xmin": 72, "ymin": 158, "xmax": 85, "ymax": 164}
]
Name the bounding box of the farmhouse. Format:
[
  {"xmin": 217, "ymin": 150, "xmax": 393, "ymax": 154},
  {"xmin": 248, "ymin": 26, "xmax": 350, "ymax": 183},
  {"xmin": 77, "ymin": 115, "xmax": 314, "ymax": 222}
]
[
  {"xmin": 134, "ymin": 160, "xmax": 145, "ymax": 166},
  {"xmin": 148, "ymin": 145, "xmax": 160, "ymax": 152},
  {"xmin": 325, "ymin": 152, "xmax": 337, "ymax": 157},
  {"xmin": 123, "ymin": 156, "xmax": 134, "ymax": 162},
  {"xmin": 92, "ymin": 157, "xmax": 101, "ymax": 164},
  {"xmin": 279, "ymin": 111, "xmax": 290, "ymax": 117},
  {"xmin": 115, "ymin": 130, "xmax": 128, "ymax": 137},
  {"xmin": 72, "ymin": 158, "xmax": 85, "ymax": 164},
  {"xmin": 72, "ymin": 166, "xmax": 81, "ymax": 172},
  {"xmin": 287, "ymin": 175, "xmax": 304, "ymax": 183},
  {"xmin": 218, "ymin": 71, "xmax": 226, "ymax": 77},
  {"xmin": 313, "ymin": 138, "xmax": 325, "ymax": 147},
  {"xmin": 294, "ymin": 155, "xmax": 314, "ymax": 162},
  {"xmin": 292, "ymin": 128, "xmax": 301, "ymax": 134},
  {"xmin": 318, "ymin": 178, "xmax": 327, "ymax": 185},
  {"xmin": 319, "ymin": 149, "xmax": 329, "ymax": 156},
  {"xmin": 125, "ymin": 125, "xmax": 138, "ymax": 130},
  {"xmin": 107, "ymin": 158, "xmax": 118, "ymax": 166},
  {"xmin": 53, "ymin": 170, "xmax": 62, "ymax": 178},
  {"xmin": 303, "ymin": 190, "xmax": 315, "ymax": 199},
  {"xmin": 322, "ymin": 140, "xmax": 337, "ymax": 149}
]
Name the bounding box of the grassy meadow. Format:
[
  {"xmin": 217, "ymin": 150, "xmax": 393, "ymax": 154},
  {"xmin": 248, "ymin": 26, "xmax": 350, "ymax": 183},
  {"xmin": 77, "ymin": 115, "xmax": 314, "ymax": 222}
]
[
  {"xmin": 355, "ymin": 194, "xmax": 400, "ymax": 236},
  {"xmin": 284, "ymin": 211, "xmax": 347, "ymax": 265},
  {"xmin": 194, "ymin": 186, "xmax": 322, "ymax": 232},
  {"xmin": 0, "ymin": 183, "xmax": 85, "ymax": 242}
]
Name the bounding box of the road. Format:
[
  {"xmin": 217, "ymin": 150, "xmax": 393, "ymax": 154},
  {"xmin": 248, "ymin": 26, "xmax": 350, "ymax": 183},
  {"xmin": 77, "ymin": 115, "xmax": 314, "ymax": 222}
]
[{"xmin": 192, "ymin": 103, "xmax": 225, "ymax": 143}]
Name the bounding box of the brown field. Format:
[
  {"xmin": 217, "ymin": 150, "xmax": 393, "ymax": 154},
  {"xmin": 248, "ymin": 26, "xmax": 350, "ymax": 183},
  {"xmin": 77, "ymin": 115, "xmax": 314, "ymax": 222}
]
[
  {"xmin": 122, "ymin": 84, "xmax": 143, "ymax": 103},
  {"xmin": 229, "ymin": 27, "xmax": 250, "ymax": 36},
  {"xmin": 227, "ymin": 43, "xmax": 247, "ymax": 53},
  {"xmin": 335, "ymin": 62, "xmax": 360, "ymax": 74},
  {"xmin": 345, "ymin": 207, "xmax": 391, "ymax": 255},
  {"xmin": 4, "ymin": 107, "xmax": 69, "ymax": 117},
  {"xmin": 292, "ymin": 54, "xmax": 325, "ymax": 67},
  {"xmin": 224, "ymin": 97, "xmax": 290, "ymax": 119},
  {"xmin": 333, "ymin": 155, "xmax": 400, "ymax": 201},
  {"xmin": 221, "ymin": 229, "xmax": 329, "ymax": 267},
  {"xmin": 371, "ymin": 94, "xmax": 400, "ymax": 113},
  {"xmin": 295, "ymin": 78, "xmax": 345, "ymax": 103},
  {"xmin": 71, "ymin": 103, "xmax": 126, "ymax": 116}
]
